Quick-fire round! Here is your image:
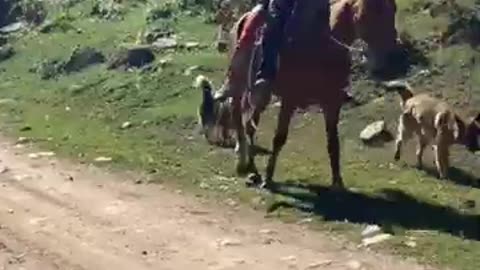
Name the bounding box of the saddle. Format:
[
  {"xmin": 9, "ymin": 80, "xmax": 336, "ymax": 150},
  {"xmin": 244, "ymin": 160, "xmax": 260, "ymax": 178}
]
[{"xmin": 285, "ymin": 0, "xmax": 331, "ymax": 47}]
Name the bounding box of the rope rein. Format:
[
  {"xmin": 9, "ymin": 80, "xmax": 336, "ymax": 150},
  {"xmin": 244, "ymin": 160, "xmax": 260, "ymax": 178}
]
[{"xmin": 329, "ymin": 35, "xmax": 364, "ymax": 53}]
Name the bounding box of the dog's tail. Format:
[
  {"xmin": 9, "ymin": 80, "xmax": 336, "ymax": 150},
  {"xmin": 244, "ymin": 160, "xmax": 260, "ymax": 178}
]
[
  {"xmin": 382, "ymin": 80, "xmax": 414, "ymax": 104},
  {"xmin": 194, "ymin": 75, "xmax": 216, "ymax": 130}
]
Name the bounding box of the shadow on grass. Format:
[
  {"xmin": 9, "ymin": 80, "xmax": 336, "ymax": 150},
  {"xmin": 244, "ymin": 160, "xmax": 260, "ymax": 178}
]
[
  {"xmin": 401, "ymin": 162, "xmax": 480, "ymax": 189},
  {"xmin": 266, "ymin": 181, "xmax": 480, "ymax": 241},
  {"xmin": 252, "ymin": 144, "xmax": 272, "ymax": 156},
  {"xmin": 420, "ymin": 166, "xmax": 480, "ymax": 189}
]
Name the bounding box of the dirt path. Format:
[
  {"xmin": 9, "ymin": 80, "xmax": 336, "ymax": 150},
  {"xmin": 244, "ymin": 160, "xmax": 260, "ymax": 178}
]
[{"xmin": 0, "ymin": 139, "xmax": 436, "ymax": 270}]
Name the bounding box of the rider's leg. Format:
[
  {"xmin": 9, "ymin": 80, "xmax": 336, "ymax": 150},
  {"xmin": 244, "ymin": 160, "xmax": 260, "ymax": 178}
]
[{"xmin": 251, "ymin": 0, "xmax": 295, "ymax": 110}]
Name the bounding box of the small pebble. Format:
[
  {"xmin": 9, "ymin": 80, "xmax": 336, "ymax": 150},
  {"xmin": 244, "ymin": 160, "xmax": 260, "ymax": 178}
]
[
  {"xmin": 346, "ymin": 260, "xmax": 362, "ymax": 270},
  {"xmin": 305, "ymin": 260, "xmax": 333, "ymax": 269},
  {"xmin": 17, "ymin": 137, "xmax": 29, "ymax": 144},
  {"xmin": 121, "ymin": 122, "xmax": 132, "ymax": 129},
  {"xmin": 404, "ymin": 240, "xmax": 417, "ymax": 248},
  {"xmin": 218, "ymin": 238, "xmax": 242, "ymax": 247},
  {"xmin": 94, "ymin": 156, "xmax": 112, "ymax": 163}
]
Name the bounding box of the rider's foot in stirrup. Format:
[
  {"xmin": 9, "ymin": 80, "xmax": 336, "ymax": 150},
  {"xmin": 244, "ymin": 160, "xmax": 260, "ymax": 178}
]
[{"xmin": 251, "ymin": 78, "xmax": 273, "ymax": 110}]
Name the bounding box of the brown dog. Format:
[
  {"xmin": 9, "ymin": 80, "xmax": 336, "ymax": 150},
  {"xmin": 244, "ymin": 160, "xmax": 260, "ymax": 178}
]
[{"xmin": 384, "ymin": 80, "xmax": 480, "ymax": 179}]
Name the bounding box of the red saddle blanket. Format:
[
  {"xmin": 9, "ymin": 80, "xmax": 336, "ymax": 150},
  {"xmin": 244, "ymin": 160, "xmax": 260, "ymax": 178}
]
[{"xmin": 237, "ymin": 5, "xmax": 266, "ymax": 49}]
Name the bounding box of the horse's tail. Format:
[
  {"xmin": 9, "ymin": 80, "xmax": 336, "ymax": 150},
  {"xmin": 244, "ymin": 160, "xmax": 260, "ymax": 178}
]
[{"xmin": 382, "ymin": 80, "xmax": 414, "ymax": 104}]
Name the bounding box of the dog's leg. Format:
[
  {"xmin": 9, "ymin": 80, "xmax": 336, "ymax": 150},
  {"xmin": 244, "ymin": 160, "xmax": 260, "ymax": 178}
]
[
  {"xmin": 433, "ymin": 143, "xmax": 449, "ymax": 179},
  {"xmin": 415, "ymin": 133, "xmax": 427, "ymax": 168},
  {"xmin": 395, "ymin": 113, "xmax": 412, "ymax": 161}
]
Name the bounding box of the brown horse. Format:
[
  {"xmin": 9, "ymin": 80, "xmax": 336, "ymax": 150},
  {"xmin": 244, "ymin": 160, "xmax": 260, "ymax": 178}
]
[{"xmin": 228, "ymin": 0, "xmax": 399, "ymax": 189}]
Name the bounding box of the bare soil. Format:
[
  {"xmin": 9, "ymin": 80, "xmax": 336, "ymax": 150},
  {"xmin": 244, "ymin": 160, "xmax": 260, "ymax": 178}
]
[{"xmin": 0, "ymin": 138, "xmax": 437, "ymax": 270}]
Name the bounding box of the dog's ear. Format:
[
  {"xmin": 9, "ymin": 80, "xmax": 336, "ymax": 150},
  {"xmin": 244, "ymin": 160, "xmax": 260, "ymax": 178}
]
[{"xmin": 475, "ymin": 112, "xmax": 480, "ymax": 123}]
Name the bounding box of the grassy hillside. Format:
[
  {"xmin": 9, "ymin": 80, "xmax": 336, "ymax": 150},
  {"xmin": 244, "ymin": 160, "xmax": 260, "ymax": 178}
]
[{"xmin": 1, "ymin": 0, "xmax": 479, "ymax": 269}]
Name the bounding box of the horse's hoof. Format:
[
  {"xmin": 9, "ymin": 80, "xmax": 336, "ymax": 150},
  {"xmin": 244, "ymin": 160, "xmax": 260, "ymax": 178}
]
[{"xmin": 331, "ymin": 181, "xmax": 345, "ymax": 192}]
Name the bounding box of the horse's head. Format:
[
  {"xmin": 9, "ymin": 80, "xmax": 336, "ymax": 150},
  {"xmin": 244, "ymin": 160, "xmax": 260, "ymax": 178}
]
[{"xmin": 352, "ymin": 0, "xmax": 401, "ymax": 78}]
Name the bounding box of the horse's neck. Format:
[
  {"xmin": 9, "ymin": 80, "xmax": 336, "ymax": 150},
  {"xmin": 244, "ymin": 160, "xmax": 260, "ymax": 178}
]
[
  {"xmin": 331, "ymin": 0, "xmax": 356, "ymax": 46},
  {"xmin": 285, "ymin": 0, "xmax": 331, "ymax": 45}
]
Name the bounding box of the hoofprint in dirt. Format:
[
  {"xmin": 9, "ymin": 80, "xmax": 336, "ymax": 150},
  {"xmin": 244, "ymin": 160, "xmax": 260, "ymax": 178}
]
[{"xmin": 0, "ymin": 138, "xmax": 435, "ymax": 270}]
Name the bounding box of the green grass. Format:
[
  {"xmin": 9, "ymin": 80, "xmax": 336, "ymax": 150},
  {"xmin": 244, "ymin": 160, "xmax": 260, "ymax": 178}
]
[{"xmin": 1, "ymin": 1, "xmax": 480, "ymax": 270}]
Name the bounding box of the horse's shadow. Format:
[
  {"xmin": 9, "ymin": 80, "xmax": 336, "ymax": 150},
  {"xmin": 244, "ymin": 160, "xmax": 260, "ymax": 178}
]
[
  {"xmin": 420, "ymin": 166, "xmax": 480, "ymax": 189},
  {"xmin": 251, "ymin": 144, "xmax": 272, "ymax": 156},
  {"xmin": 266, "ymin": 180, "xmax": 480, "ymax": 241}
]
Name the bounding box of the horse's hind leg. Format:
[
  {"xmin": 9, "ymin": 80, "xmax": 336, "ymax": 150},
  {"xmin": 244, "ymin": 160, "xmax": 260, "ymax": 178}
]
[
  {"xmin": 246, "ymin": 109, "xmax": 261, "ymax": 174},
  {"xmin": 264, "ymin": 102, "xmax": 294, "ymax": 188},
  {"xmin": 233, "ymin": 95, "xmax": 249, "ymax": 175},
  {"xmin": 323, "ymin": 105, "xmax": 344, "ymax": 190}
]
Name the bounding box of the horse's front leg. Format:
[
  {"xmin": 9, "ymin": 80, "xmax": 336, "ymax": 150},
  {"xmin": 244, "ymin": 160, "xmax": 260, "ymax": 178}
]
[
  {"xmin": 233, "ymin": 94, "xmax": 249, "ymax": 175},
  {"xmin": 263, "ymin": 102, "xmax": 294, "ymax": 188},
  {"xmin": 323, "ymin": 105, "xmax": 344, "ymax": 190}
]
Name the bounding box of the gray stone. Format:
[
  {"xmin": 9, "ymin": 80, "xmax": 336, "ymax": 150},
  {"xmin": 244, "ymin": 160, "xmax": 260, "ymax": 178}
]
[
  {"xmin": 152, "ymin": 37, "xmax": 177, "ymax": 50},
  {"xmin": 63, "ymin": 46, "xmax": 105, "ymax": 73},
  {"xmin": 360, "ymin": 120, "xmax": 393, "ymax": 145},
  {"xmin": 107, "ymin": 46, "xmax": 155, "ymax": 70},
  {"xmin": 0, "ymin": 44, "xmax": 13, "ymax": 61},
  {"xmin": 0, "ymin": 22, "xmax": 26, "ymax": 34}
]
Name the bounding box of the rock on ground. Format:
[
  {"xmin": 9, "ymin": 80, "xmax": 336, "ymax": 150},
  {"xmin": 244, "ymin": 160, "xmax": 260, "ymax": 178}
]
[
  {"xmin": 152, "ymin": 37, "xmax": 178, "ymax": 51},
  {"xmin": 29, "ymin": 46, "xmax": 105, "ymax": 79},
  {"xmin": 144, "ymin": 28, "xmax": 175, "ymax": 44},
  {"xmin": 107, "ymin": 46, "xmax": 155, "ymax": 71},
  {"xmin": 0, "ymin": 22, "xmax": 26, "ymax": 34},
  {"xmin": 63, "ymin": 46, "xmax": 105, "ymax": 73},
  {"xmin": 360, "ymin": 120, "xmax": 393, "ymax": 145},
  {"xmin": 30, "ymin": 59, "xmax": 65, "ymax": 80},
  {"xmin": 0, "ymin": 44, "xmax": 13, "ymax": 62},
  {"xmin": 0, "ymin": 35, "xmax": 7, "ymax": 46}
]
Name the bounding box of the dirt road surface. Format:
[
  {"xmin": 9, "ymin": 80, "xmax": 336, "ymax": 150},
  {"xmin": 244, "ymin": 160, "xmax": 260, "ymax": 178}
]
[{"xmin": 0, "ymin": 139, "xmax": 436, "ymax": 270}]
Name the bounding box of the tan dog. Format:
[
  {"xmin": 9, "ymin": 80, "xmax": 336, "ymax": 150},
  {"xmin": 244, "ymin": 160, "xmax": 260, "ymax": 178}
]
[{"xmin": 384, "ymin": 80, "xmax": 480, "ymax": 179}]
